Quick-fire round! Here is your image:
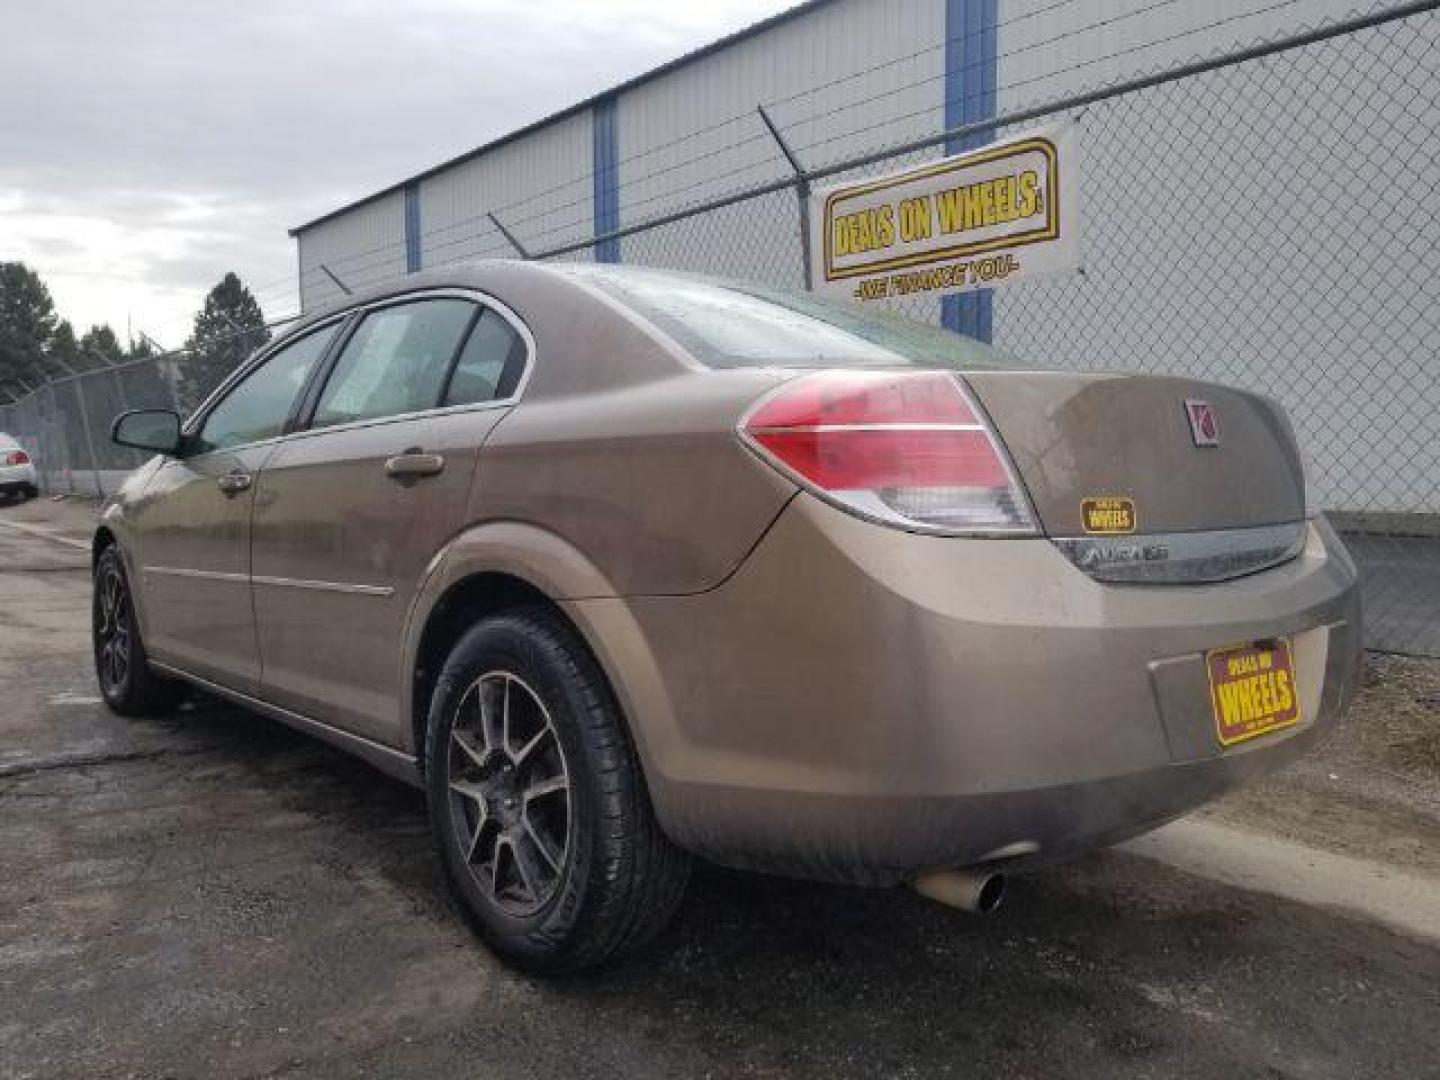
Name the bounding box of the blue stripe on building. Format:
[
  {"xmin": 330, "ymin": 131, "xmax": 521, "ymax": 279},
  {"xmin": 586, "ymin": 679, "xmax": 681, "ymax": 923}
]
[
  {"xmin": 592, "ymin": 96, "xmax": 621, "ymax": 263},
  {"xmin": 942, "ymin": 0, "xmax": 997, "ymax": 341},
  {"xmin": 403, "ymin": 182, "xmax": 422, "ymax": 273}
]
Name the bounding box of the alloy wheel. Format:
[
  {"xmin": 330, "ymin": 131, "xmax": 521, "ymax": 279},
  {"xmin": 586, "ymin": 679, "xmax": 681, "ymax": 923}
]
[
  {"xmin": 95, "ymin": 564, "xmax": 131, "ymax": 695},
  {"xmin": 446, "ymin": 671, "xmax": 572, "ymax": 917}
]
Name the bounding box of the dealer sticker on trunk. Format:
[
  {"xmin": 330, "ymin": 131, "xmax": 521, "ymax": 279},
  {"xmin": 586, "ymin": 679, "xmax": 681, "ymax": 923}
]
[
  {"xmin": 1207, "ymin": 640, "xmax": 1301, "ymax": 747},
  {"xmin": 1081, "ymin": 496, "xmax": 1135, "ymax": 534}
]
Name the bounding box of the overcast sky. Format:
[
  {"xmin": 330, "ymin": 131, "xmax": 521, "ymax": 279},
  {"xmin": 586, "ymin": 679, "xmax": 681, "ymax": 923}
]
[{"xmin": 0, "ymin": 0, "xmax": 787, "ymax": 346}]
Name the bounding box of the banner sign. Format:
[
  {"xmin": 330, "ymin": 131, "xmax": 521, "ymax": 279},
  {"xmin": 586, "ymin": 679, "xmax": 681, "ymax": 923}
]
[{"xmin": 809, "ymin": 122, "xmax": 1081, "ymax": 305}]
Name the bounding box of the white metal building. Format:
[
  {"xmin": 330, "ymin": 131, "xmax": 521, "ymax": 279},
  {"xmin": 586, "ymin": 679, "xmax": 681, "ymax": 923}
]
[{"xmin": 290, "ymin": 0, "xmax": 1438, "ymax": 514}]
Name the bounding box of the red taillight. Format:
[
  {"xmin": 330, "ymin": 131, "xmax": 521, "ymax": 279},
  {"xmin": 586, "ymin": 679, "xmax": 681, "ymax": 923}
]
[
  {"xmin": 740, "ymin": 370, "xmax": 1034, "ymax": 534},
  {"xmin": 4, "ymin": 450, "xmax": 29, "ymax": 466}
]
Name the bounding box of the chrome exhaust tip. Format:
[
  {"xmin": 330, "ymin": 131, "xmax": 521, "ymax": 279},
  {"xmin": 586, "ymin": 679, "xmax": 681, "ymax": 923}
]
[{"xmin": 911, "ymin": 868, "xmax": 1007, "ymax": 914}]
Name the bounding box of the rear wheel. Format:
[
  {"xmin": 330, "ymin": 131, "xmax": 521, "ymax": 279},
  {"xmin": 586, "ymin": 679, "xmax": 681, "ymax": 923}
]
[
  {"xmin": 22, "ymin": 484, "xmax": 38, "ymax": 500},
  {"xmin": 93, "ymin": 546, "xmax": 184, "ymax": 716},
  {"xmin": 425, "ymin": 608, "xmax": 689, "ymax": 973}
]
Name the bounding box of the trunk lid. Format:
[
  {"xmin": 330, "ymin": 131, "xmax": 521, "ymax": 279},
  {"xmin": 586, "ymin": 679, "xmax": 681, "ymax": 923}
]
[{"xmin": 962, "ymin": 371, "xmax": 1305, "ymax": 538}]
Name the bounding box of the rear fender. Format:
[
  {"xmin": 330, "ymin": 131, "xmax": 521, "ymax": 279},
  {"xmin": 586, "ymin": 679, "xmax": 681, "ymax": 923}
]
[{"xmin": 400, "ymin": 521, "xmax": 680, "ymax": 786}]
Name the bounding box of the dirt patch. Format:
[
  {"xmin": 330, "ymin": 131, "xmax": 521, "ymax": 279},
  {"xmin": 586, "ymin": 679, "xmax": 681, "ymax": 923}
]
[
  {"xmin": 1361, "ymin": 653, "xmax": 1440, "ymax": 775},
  {"xmin": 1204, "ymin": 652, "xmax": 1440, "ymax": 874}
]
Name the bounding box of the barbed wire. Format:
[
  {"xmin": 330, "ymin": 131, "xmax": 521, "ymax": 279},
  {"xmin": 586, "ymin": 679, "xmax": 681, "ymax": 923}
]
[
  {"xmin": 286, "ymin": 0, "xmax": 1356, "ymax": 294},
  {"xmin": 785, "ymin": 0, "xmax": 1316, "ymax": 157},
  {"xmin": 293, "ymin": 0, "xmax": 1316, "ymax": 286},
  {"xmin": 291, "ymin": 0, "xmax": 1101, "ymax": 263}
]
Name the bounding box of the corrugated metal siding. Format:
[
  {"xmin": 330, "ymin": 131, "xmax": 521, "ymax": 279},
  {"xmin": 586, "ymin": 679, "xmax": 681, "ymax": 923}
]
[
  {"xmin": 989, "ymin": 0, "xmax": 1437, "ymax": 512},
  {"xmin": 292, "ymin": 0, "xmax": 948, "ymax": 290},
  {"xmin": 592, "ymin": 96, "xmax": 621, "ymax": 263},
  {"xmin": 286, "ymin": 0, "xmax": 1435, "ymax": 514},
  {"xmin": 418, "ymin": 110, "xmax": 594, "ymax": 270},
  {"xmin": 616, "ymin": 0, "xmax": 944, "ymax": 285},
  {"xmin": 296, "ymin": 190, "xmax": 406, "ymax": 310}
]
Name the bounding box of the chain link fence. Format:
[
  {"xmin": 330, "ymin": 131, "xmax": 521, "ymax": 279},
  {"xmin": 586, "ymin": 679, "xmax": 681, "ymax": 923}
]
[
  {"xmin": 538, "ymin": 1, "xmax": 1440, "ymax": 656},
  {"xmin": 0, "ymin": 324, "xmax": 284, "ymax": 499},
  {"xmin": 1, "ymin": 1, "xmax": 1435, "ymax": 655}
]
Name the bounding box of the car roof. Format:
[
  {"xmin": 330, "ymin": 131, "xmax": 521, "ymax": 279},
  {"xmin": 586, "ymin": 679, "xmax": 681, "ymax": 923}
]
[
  {"xmin": 276, "ymin": 259, "xmax": 560, "ymax": 340},
  {"xmin": 260, "ymin": 260, "xmax": 698, "ymax": 403},
  {"xmin": 274, "ymin": 260, "xmax": 695, "ymax": 346}
]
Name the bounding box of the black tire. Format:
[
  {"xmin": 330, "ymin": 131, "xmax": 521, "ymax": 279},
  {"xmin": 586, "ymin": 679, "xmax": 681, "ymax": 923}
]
[
  {"xmin": 22, "ymin": 484, "xmax": 38, "ymax": 500},
  {"xmin": 93, "ymin": 545, "xmax": 185, "ymax": 717},
  {"xmin": 425, "ymin": 607, "xmax": 690, "ymax": 973}
]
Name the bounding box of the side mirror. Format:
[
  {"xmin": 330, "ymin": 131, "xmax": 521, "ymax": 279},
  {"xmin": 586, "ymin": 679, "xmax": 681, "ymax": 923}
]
[{"xmin": 111, "ymin": 409, "xmax": 182, "ymax": 455}]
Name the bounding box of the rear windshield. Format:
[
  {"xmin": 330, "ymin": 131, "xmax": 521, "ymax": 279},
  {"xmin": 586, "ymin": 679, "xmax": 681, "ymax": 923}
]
[{"xmin": 563, "ymin": 265, "xmax": 1029, "ymax": 371}]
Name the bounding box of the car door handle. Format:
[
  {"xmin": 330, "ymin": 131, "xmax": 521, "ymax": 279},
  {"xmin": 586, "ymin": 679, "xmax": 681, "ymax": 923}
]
[
  {"xmin": 216, "ymin": 471, "xmax": 252, "ymax": 496},
  {"xmin": 384, "ymin": 452, "xmax": 445, "ymax": 480}
]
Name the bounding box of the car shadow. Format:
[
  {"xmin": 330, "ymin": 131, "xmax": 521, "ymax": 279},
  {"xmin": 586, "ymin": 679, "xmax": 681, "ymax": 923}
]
[{"xmin": 146, "ymin": 691, "xmax": 1438, "ymax": 1078}]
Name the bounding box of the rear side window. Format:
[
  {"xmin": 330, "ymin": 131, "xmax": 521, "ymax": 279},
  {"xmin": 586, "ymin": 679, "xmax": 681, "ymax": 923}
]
[
  {"xmin": 442, "ymin": 309, "xmax": 526, "ymax": 406},
  {"xmin": 195, "ymin": 325, "xmax": 337, "ymax": 452},
  {"xmin": 312, "ymin": 298, "xmax": 475, "ymax": 428},
  {"xmin": 566, "ymin": 265, "xmax": 1026, "ymax": 371}
]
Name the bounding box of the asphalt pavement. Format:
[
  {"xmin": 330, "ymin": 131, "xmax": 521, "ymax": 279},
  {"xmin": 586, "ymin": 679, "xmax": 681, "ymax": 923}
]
[{"xmin": 1, "ymin": 498, "xmax": 1438, "ymax": 1080}]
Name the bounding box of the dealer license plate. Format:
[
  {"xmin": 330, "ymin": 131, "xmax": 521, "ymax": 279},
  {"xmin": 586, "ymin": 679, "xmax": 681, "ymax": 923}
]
[{"xmin": 1206, "ymin": 639, "xmax": 1301, "ymax": 747}]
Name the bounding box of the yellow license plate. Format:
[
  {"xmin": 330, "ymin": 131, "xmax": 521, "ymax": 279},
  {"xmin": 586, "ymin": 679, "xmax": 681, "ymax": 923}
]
[{"xmin": 1206, "ymin": 639, "xmax": 1301, "ymax": 747}]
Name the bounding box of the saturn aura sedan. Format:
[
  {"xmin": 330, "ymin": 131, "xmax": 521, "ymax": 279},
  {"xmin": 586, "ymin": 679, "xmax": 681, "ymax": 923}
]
[{"xmin": 95, "ymin": 261, "xmax": 1361, "ymax": 971}]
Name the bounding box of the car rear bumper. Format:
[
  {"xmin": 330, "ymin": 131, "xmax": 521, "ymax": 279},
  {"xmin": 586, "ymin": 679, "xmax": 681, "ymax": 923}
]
[
  {"xmin": 0, "ymin": 463, "xmax": 38, "ymax": 492},
  {"xmin": 576, "ymin": 496, "xmax": 1362, "ymax": 885}
]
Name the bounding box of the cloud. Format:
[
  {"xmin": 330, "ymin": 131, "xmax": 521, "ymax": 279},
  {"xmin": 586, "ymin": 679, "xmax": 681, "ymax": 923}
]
[{"xmin": 0, "ymin": 0, "xmax": 789, "ymax": 343}]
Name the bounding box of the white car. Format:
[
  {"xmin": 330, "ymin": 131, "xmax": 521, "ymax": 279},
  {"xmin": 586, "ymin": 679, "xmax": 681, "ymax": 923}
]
[{"xmin": 0, "ymin": 432, "xmax": 39, "ymax": 502}]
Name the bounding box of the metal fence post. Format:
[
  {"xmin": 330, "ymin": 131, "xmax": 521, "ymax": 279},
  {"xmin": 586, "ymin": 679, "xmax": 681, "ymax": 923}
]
[
  {"xmin": 37, "ymin": 385, "xmax": 51, "ymax": 494},
  {"xmin": 757, "ymin": 105, "xmax": 814, "ymax": 291},
  {"xmin": 167, "ymin": 355, "xmax": 183, "ymax": 414},
  {"xmin": 72, "ymin": 377, "xmax": 104, "ymax": 498},
  {"xmin": 110, "ymin": 365, "xmax": 138, "ymax": 469},
  {"xmin": 45, "ymin": 381, "xmax": 72, "ymax": 494},
  {"xmin": 488, "ymin": 213, "xmax": 532, "ymax": 260}
]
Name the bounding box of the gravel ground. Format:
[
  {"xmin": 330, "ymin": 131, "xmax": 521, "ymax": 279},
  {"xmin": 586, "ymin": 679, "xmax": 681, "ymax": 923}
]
[
  {"xmin": 1204, "ymin": 653, "xmax": 1440, "ymax": 876},
  {"xmin": 1359, "ymin": 653, "xmax": 1440, "ymax": 775}
]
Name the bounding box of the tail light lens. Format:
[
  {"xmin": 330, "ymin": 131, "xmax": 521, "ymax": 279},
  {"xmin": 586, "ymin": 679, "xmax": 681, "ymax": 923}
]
[
  {"xmin": 4, "ymin": 450, "xmax": 29, "ymax": 466},
  {"xmin": 740, "ymin": 370, "xmax": 1036, "ymax": 534}
]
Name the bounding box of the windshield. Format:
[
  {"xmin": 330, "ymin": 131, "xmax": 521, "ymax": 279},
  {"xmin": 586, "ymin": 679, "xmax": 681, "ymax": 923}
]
[{"xmin": 563, "ymin": 265, "xmax": 1032, "ymax": 371}]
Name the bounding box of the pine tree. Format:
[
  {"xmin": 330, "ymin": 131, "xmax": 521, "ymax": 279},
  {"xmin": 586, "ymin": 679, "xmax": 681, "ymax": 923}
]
[
  {"xmin": 79, "ymin": 325, "xmax": 126, "ymax": 369},
  {"xmin": 0, "ymin": 261, "xmax": 60, "ymax": 389},
  {"xmin": 48, "ymin": 321, "xmax": 83, "ymax": 376},
  {"xmin": 179, "ymin": 273, "xmax": 269, "ymax": 409}
]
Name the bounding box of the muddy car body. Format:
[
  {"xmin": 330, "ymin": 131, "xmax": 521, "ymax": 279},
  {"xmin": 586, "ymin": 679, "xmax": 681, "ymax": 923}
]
[{"xmin": 93, "ymin": 261, "xmax": 1361, "ymax": 970}]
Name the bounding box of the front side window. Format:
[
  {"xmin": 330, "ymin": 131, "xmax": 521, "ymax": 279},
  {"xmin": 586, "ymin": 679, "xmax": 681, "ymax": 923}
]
[
  {"xmin": 312, "ymin": 298, "xmax": 475, "ymax": 428},
  {"xmin": 194, "ymin": 325, "xmax": 337, "ymax": 453},
  {"xmin": 442, "ymin": 309, "xmax": 526, "ymax": 407}
]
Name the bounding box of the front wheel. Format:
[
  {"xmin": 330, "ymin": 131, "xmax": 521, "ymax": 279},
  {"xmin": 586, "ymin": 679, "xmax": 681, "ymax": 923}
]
[
  {"xmin": 93, "ymin": 546, "xmax": 184, "ymax": 716},
  {"xmin": 425, "ymin": 608, "xmax": 690, "ymax": 973}
]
